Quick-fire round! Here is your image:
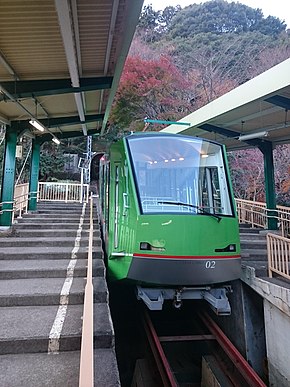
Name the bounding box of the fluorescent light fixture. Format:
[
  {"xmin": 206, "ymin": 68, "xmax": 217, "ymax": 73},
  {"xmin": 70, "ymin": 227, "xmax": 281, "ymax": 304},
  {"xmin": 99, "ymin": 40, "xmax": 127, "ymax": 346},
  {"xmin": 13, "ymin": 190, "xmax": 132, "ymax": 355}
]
[
  {"xmin": 238, "ymin": 131, "xmax": 268, "ymax": 141},
  {"xmin": 52, "ymin": 136, "xmax": 60, "ymax": 145},
  {"xmin": 29, "ymin": 119, "xmax": 45, "ymax": 132}
]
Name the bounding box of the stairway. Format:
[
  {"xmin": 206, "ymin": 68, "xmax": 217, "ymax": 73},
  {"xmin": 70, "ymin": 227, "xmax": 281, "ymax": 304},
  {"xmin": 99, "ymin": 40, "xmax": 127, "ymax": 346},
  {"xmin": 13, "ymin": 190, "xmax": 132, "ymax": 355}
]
[
  {"xmin": 0, "ymin": 201, "xmax": 120, "ymax": 387},
  {"xmin": 239, "ymin": 224, "xmax": 268, "ymax": 277}
]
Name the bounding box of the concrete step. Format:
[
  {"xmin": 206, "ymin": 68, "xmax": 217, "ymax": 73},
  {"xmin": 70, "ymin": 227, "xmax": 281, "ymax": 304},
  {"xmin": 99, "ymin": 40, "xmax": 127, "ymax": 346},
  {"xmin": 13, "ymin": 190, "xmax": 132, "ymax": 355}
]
[
  {"xmin": 0, "ymin": 349, "xmax": 120, "ymax": 387},
  {"xmin": 0, "ymin": 236, "xmax": 101, "ymax": 248},
  {"xmin": 239, "ymin": 227, "xmax": 263, "ymax": 234},
  {"xmin": 37, "ymin": 203, "xmax": 85, "ymax": 209},
  {"xmin": 0, "ymin": 277, "xmax": 85, "ymax": 307},
  {"xmin": 240, "ymin": 233, "xmax": 267, "ymax": 241},
  {"xmin": 16, "ymin": 217, "xmax": 89, "ymax": 224},
  {"xmin": 0, "ymin": 351, "xmax": 81, "ymax": 387},
  {"xmin": 240, "ymin": 240, "xmax": 268, "ymax": 249},
  {"xmin": 0, "ymin": 276, "xmax": 108, "ymax": 306},
  {"xmin": 0, "ymin": 302, "xmax": 114, "ymax": 355},
  {"xmin": 0, "ymin": 258, "xmax": 105, "ymax": 279},
  {"xmin": 0, "ymin": 245, "xmax": 103, "ymax": 260},
  {"xmin": 0, "ymin": 202, "xmax": 118, "ymax": 385},
  {"xmin": 0, "ymin": 304, "xmax": 82, "ymax": 354},
  {"xmin": 13, "ymin": 229, "xmax": 98, "ymax": 238},
  {"xmin": 22, "ymin": 212, "xmax": 86, "ymax": 218},
  {"xmin": 241, "ymin": 249, "xmax": 267, "ymax": 260},
  {"xmin": 13, "ymin": 222, "xmax": 90, "ymax": 230}
]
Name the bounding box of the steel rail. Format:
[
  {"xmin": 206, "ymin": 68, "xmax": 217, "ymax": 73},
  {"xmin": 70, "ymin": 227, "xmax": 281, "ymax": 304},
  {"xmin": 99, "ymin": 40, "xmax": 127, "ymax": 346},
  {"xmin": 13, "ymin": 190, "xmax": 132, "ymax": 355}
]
[
  {"xmin": 79, "ymin": 196, "xmax": 94, "ymax": 387},
  {"xmin": 199, "ymin": 312, "xmax": 267, "ymax": 387},
  {"xmin": 142, "ymin": 309, "xmax": 178, "ymax": 387}
]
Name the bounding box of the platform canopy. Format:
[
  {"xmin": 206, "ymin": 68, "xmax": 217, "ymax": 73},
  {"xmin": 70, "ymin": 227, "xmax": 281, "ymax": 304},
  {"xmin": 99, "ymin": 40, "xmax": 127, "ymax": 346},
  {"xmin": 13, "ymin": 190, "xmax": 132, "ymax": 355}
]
[
  {"xmin": 0, "ymin": 0, "xmax": 143, "ymax": 141},
  {"xmin": 162, "ymin": 58, "xmax": 290, "ymax": 151}
]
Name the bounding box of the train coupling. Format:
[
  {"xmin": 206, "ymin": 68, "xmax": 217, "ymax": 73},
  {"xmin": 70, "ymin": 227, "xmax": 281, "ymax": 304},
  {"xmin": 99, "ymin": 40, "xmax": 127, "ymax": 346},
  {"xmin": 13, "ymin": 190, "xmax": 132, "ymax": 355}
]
[{"xmin": 136, "ymin": 286, "xmax": 232, "ymax": 316}]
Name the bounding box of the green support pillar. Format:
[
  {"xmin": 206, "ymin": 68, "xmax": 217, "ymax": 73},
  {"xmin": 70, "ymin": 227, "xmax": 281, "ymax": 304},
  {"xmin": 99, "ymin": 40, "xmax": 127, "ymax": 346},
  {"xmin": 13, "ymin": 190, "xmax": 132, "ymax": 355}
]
[
  {"xmin": 259, "ymin": 142, "xmax": 278, "ymax": 230},
  {"xmin": 0, "ymin": 128, "xmax": 18, "ymax": 227},
  {"xmin": 28, "ymin": 139, "xmax": 41, "ymax": 211}
]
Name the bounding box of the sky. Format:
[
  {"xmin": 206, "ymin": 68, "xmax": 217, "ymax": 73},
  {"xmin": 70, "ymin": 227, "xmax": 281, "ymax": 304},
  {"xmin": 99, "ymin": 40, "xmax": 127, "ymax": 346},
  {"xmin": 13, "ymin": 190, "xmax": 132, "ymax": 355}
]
[{"xmin": 143, "ymin": 0, "xmax": 290, "ymax": 28}]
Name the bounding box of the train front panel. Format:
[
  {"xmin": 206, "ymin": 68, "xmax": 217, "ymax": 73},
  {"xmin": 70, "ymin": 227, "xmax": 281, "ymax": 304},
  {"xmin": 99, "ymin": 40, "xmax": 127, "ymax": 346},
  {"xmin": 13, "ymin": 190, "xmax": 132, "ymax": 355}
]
[{"xmin": 105, "ymin": 133, "xmax": 241, "ymax": 286}]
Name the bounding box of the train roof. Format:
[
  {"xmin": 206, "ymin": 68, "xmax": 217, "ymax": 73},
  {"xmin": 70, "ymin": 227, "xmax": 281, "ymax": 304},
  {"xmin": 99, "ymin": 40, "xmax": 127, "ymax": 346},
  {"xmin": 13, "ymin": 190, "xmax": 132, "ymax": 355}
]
[{"xmin": 121, "ymin": 131, "xmax": 224, "ymax": 147}]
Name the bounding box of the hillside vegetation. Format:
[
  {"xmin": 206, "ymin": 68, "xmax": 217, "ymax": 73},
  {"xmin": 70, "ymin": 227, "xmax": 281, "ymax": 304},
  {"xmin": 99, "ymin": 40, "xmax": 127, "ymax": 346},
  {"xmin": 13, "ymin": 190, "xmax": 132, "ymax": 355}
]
[{"xmin": 109, "ymin": 0, "xmax": 290, "ymax": 204}]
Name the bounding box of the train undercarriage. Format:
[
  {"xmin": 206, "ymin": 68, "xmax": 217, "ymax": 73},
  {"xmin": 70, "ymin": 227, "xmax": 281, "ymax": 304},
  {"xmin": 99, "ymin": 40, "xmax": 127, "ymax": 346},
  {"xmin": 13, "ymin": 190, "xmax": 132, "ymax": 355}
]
[{"xmin": 136, "ymin": 285, "xmax": 232, "ymax": 315}]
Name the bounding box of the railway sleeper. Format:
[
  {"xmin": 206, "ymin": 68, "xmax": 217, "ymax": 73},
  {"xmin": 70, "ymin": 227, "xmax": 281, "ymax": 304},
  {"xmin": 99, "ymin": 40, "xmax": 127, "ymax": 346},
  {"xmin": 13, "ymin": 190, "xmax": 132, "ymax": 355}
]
[{"xmin": 136, "ymin": 285, "xmax": 232, "ymax": 315}]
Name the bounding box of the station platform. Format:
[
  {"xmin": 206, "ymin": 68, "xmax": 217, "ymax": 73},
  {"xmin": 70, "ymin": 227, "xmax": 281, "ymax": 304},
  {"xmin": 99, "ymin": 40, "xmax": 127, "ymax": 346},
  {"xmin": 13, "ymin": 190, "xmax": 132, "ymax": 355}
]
[{"xmin": 0, "ymin": 202, "xmax": 120, "ymax": 387}]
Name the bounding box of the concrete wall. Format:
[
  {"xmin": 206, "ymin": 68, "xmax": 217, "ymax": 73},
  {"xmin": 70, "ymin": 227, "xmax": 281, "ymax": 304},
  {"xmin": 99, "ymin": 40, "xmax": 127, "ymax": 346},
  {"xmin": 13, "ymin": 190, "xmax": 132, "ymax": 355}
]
[
  {"xmin": 264, "ymin": 299, "xmax": 290, "ymax": 387},
  {"xmin": 213, "ymin": 280, "xmax": 267, "ymax": 381},
  {"xmin": 242, "ymin": 265, "xmax": 290, "ymax": 386}
]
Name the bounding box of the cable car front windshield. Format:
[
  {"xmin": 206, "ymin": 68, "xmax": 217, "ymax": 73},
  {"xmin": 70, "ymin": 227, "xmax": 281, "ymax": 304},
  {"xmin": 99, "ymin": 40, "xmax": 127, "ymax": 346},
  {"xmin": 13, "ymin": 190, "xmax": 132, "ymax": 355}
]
[{"xmin": 127, "ymin": 135, "xmax": 234, "ymax": 216}]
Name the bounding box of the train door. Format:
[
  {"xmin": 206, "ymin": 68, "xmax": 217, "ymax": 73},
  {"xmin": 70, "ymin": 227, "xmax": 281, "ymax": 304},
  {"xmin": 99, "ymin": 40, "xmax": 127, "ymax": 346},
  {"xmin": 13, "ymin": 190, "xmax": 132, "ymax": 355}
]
[
  {"xmin": 99, "ymin": 156, "xmax": 110, "ymax": 239},
  {"xmin": 113, "ymin": 163, "xmax": 120, "ymax": 249},
  {"xmin": 112, "ymin": 160, "xmax": 130, "ymax": 254}
]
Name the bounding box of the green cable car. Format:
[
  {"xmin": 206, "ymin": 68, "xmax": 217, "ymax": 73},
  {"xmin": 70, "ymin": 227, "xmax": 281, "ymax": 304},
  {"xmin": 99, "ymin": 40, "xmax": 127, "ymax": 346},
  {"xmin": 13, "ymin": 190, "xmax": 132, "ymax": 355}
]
[{"xmin": 99, "ymin": 133, "xmax": 241, "ymax": 313}]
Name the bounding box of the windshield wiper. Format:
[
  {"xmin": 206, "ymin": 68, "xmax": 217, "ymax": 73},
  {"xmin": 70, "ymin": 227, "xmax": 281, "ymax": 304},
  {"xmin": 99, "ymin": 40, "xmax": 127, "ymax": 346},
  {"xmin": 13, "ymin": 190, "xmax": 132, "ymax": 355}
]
[{"xmin": 157, "ymin": 201, "xmax": 222, "ymax": 222}]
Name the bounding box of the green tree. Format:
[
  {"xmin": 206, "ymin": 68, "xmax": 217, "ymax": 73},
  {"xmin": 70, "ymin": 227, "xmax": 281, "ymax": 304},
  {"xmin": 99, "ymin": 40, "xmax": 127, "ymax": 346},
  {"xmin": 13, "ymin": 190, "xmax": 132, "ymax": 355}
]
[
  {"xmin": 167, "ymin": 0, "xmax": 286, "ymax": 38},
  {"xmin": 137, "ymin": 4, "xmax": 181, "ymax": 42},
  {"xmin": 110, "ymin": 55, "xmax": 192, "ymax": 131},
  {"xmin": 39, "ymin": 142, "xmax": 65, "ymax": 181}
]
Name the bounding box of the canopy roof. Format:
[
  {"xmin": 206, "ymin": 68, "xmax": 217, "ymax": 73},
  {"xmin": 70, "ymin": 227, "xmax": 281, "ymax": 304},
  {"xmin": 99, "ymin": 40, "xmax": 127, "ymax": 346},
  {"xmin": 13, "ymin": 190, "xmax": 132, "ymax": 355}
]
[
  {"xmin": 0, "ymin": 0, "xmax": 143, "ymax": 140},
  {"xmin": 162, "ymin": 58, "xmax": 290, "ymax": 151}
]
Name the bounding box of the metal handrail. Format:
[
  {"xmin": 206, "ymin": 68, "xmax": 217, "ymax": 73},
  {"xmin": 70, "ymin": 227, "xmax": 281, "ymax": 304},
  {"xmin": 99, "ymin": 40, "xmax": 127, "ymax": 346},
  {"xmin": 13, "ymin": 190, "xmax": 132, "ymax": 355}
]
[
  {"xmin": 0, "ymin": 185, "xmax": 38, "ymax": 223},
  {"xmin": 267, "ymin": 233, "xmax": 290, "ymax": 281},
  {"xmin": 236, "ymin": 198, "xmax": 290, "ymax": 237},
  {"xmin": 236, "ymin": 198, "xmax": 290, "ymax": 282},
  {"xmin": 79, "ymin": 195, "xmax": 94, "ymax": 387},
  {"xmin": 38, "ymin": 181, "xmax": 89, "ymax": 203}
]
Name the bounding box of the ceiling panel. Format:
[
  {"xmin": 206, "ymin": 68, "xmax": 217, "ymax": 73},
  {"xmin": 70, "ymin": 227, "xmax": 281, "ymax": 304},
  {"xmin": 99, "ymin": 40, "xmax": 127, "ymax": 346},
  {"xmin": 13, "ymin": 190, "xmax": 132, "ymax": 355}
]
[{"xmin": 0, "ymin": 0, "xmax": 143, "ymax": 139}]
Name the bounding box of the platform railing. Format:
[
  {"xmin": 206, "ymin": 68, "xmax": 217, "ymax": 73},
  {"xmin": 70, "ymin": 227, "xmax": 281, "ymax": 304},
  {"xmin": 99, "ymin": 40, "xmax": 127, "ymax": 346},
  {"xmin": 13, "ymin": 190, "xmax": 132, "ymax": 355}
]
[
  {"xmin": 236, "ymin": 198, "xmax": 290, "ymax": 281},
  {"xmin": 0, "ymin": 183, "xmax": 30, "ymax": 223},
  {"xmin": 236, "ymin": 198, "xmax": 290, "ymax": 238},
  {"xmin": 79, "ymin": 195, "xmax": 94, "ymax": 387},
  {"xmin": 38, "ymin": 181, "xmax": 89, "ymax": 203},
  {"xmin": 267, "ymin": 233, "xmax": 290, "ymax": 281},
  {"xmin": 1, "ymin": 182, "xmax": 89, "ymax": 224},
  {"xmin": 13, "ymin": 183, "xmax": 29, "ymax": 221},
  {"xmin": 236, "ymin": 199, "xmax": 267, "ymax": 228}
]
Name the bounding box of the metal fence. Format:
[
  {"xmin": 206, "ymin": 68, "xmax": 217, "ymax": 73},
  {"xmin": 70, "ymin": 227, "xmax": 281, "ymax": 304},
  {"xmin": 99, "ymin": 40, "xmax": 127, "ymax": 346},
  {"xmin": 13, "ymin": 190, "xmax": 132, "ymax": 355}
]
[
  {"xmin": 236, "ymin": 198, "xmax": 290, "ymax": 238},
  {"xmin": 267, "ymin": 233, "xmax": 290, "ymax": 281},
  {"xmin": 1, "ymin": 182, "xmax": 89, "ymax": 224},
  {"xmin": 236, "ymin": 198, "xmax": 290, "ymax": 282},
  {"xmin": 13, "ymin": 183, "xmax": 30, "ymax": 221},
  {"xmin": 38, "ymin": 182, "xmax": 89, "ymax": 203}
]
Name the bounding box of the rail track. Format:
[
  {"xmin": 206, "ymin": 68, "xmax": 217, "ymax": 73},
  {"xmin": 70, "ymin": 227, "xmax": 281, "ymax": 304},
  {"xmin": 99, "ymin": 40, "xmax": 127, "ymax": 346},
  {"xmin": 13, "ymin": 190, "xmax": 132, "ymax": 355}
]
[{"xmin": 137, "ymin": 305, "xmax": 267, "ymax": 387}]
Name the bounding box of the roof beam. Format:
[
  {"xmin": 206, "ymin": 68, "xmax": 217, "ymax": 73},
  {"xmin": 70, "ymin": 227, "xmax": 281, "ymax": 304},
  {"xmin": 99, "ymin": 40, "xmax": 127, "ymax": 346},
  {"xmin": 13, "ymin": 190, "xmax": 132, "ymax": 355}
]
[
  {"xmin": 55, "ymin": 0, "xmax": 87, "ymax": 135},
  {"xmin": 199, "ymin": 124, "xmax": 267, "ymax": 147},
  {"xmin": 39, "ymin": 128, "xmax": 100, "ymax": 143},
  {"xmin": 265, "ymin": 95, "xmax": 290, "ymax": 110},
  {"xmin": 0, "ymin": 77, "xmax": 112, "ymax": 101},
  {"xmin": 101, "ymin": 0, "xmax": 144, "ymax": 134},
  {"xmin": 199, "ymin": 124, "xmax": 239, "ymax": 138},
  {"xmin": 11, "ymin": 114, "xmax": 104, "ymax": 131}
]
